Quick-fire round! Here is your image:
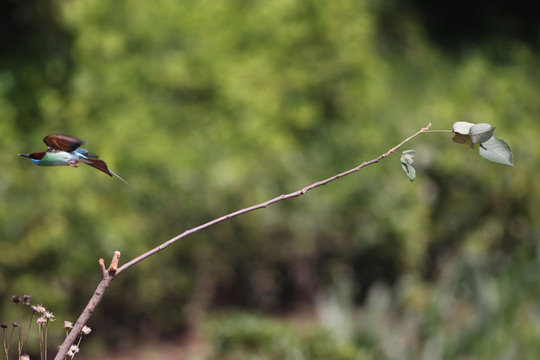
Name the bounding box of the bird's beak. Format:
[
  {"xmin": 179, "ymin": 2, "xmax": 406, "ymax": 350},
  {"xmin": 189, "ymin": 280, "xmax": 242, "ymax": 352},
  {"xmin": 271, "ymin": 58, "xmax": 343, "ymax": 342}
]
[{"xmin": 18, "ymin": 154, "xmax": 30, "ymax": 158}]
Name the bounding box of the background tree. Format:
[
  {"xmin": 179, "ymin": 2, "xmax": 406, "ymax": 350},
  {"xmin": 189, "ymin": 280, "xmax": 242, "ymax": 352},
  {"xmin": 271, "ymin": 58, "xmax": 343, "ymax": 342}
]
[{"xmin": 1, "ymin": 0, "xmax": 539, "ymax": 358}]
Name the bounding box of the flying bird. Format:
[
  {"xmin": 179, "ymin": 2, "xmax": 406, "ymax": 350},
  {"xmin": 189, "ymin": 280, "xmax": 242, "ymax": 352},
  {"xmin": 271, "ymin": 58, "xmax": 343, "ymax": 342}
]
[{"xmin": 19, "ymin": 134, "xmax": 127, "ymax": 184}]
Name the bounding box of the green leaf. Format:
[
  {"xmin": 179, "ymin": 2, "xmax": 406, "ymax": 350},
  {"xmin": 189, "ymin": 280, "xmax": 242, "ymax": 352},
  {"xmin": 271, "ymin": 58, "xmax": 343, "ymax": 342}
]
[
  {"xmin": 400, "ymin": 150, "xmax": 416, "ymax": 165},
  {"xmin": 401, "ymin": 162, "xmax": 416, "ymax": 182},
  {"xmin": 453, "ymin": 121, "xmax": 475, "ymax": 135},
  {"xmin": 479, "ymin": 136, "xmax": 514, "ymax": 166},
  {"xmin": 469, "ymin": 123, "xmax": 495, "ymax": 144}
]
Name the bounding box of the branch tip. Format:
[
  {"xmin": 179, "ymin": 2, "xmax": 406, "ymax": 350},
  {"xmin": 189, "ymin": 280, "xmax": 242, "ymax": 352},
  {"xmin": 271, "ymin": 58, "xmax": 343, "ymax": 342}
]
[
  {"xmin": 108, "ymin": 251, "xmax": 121, "ymax": 275},
  {"xmin": 99, "ymin": 259, "xmax": 107, "ymax": 278}
]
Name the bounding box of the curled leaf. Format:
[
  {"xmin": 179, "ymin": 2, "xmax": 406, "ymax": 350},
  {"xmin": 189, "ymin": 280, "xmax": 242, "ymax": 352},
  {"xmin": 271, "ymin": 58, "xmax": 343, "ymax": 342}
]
[
  {"xmin": 401, "ymin": 162, "xmax": 416, "ymax": 182},
  {"xmin": 469, "ymin": 123, "xmax": 495, "ymax": 144},
  {"xmin": 452, "ymin": 133, "xmax": 473, "ymax": 147},
  {"xmin": 400, "ymin": 150, "xmax": 416, "ymax": 165},
  {"xmin": 453, "ymin": 121, "xmax": 475, "ymax": 135}
]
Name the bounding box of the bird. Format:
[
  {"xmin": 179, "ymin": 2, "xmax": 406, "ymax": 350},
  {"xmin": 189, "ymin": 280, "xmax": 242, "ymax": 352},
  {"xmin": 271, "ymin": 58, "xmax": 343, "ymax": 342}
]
[{"xmin": 18, "ymin": 134, "xmax": 127, "ymax": 184}]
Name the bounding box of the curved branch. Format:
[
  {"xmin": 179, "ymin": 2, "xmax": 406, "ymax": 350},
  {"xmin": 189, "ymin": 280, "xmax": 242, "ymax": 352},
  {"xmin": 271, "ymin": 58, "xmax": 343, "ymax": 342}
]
[
  {"xmin": 54, "ymin": 123, "xmax": 431, "ymax": 359},
  {"xmin": 117, "ymin": 122, "xmax": 431, "ymax": 274}
]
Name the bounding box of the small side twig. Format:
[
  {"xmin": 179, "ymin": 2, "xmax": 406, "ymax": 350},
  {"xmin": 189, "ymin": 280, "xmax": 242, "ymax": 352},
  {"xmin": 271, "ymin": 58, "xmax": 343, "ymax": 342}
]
[
  {"xmin": 54, "ymin": 123, "xmax": 431, "ymax": 359},
  {"xmin": 98, "ymin": 259, "xmax": 107, "ymax": 279}
]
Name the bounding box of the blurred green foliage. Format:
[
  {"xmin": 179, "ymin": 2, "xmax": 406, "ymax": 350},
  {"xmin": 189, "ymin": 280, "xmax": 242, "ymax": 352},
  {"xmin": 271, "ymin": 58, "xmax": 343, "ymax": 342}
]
[
  {"xmin": 1, "ymin": 0, "xmax": 540, "ymax": 358},
  {"xmin": 205, "ymin": 312, "xmax": 363, "ymax": 360}
]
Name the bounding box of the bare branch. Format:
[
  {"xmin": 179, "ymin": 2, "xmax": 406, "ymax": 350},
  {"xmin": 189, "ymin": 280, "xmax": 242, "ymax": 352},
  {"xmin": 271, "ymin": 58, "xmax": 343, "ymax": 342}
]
[
  {"xmin": 54, "ymin": 123, "xmax": 431, "ymax": 359},
  {"xmin": 116, "ymin": 123, "xmax": 431, "ymax": 275},
  {"xmin": 54, "ymin": 254, "xmax": 120, "ymax": 360}
]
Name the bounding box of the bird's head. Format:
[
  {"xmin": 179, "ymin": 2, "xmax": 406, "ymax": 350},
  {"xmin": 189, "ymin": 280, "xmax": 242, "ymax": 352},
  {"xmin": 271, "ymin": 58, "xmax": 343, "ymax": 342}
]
[
  {"xmin": 18, "ymin": 153, "xmax": 47, "ymax": 166},
  {"xmin": 18, "ymin": 152, "xmax": 45, "ymax": 160}
]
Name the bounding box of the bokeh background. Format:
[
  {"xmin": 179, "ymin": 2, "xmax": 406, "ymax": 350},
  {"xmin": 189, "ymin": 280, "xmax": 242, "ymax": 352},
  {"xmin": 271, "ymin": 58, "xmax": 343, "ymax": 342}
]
[{"xmin": 1, "ymin": 0, "xmax": 539, "ymax": 358}]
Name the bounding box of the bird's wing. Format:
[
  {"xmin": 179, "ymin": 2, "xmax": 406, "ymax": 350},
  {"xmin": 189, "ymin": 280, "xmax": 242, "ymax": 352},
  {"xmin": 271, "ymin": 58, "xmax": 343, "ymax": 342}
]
[{"xmin": 43, "ymin": 134, "xmax": 86, "ymax": 152}]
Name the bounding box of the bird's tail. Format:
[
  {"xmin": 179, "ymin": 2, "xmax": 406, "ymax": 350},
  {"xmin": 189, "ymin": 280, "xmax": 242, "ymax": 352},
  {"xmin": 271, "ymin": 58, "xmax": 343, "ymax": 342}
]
[
  {"xmin": 109, "ymin": 169, "xmax": 128, "ymax": 184},
  {"xmin": 80, "ymin": 158, "xmax": 128, "ymax": 184}
]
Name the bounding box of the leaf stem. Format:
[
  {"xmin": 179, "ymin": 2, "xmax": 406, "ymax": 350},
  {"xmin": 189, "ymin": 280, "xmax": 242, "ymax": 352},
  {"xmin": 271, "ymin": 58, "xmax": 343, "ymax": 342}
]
[{"xmin": 423, "ymin": 129, "xmax": 453, "ymax": 133}]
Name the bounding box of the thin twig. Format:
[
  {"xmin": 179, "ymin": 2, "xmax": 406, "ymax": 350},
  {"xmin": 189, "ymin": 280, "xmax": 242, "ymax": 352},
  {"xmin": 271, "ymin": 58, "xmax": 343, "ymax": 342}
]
[
  {"xmin": 2, "ymin": 326, "xmax": 8, "ymax": 360},
  {"xmin": 23, "ymin": 311, "xmax": 35, "ymax": 355},
  {"xmin": 423, "ymin": 129, "xmax": 452, "ymax": 133},
  {"xmin": 54, "ymin": 123, "xmax": 431, "ymax": 359},
  {"xmin": 117, "ymin": 122, "xmax": 431, "ymax": 275}
]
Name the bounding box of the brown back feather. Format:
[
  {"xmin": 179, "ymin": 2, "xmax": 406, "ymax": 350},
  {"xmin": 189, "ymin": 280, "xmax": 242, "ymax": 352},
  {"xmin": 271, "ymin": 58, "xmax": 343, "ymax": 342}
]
[{"xmin": 43, "ymin": 134, "xmax": 86, "ymax": 152}]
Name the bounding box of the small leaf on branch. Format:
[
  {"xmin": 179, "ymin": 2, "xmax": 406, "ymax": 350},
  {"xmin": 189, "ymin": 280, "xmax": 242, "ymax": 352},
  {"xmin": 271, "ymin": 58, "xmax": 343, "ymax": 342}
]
[
  {"xmin": 479, "ymin": 136, "xmax": 514, "ymax": 166},
  {"xmin": 453, "ymin": 121, "xmax": 475, "ymax": 135},
  {"xmin": 469, "ymin": 123, "xmax": 495, "ymax": 144},
  {"xmin": 400, "ymin": 150, "xmax": 416, "ymax": 165},
  {"xmin": 452, "ymin": 133, "xmax": 473, "ymax": 147},
  {"xmin": 401, "ymin": 162, "xmax": 416, "ymax": 182}
]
